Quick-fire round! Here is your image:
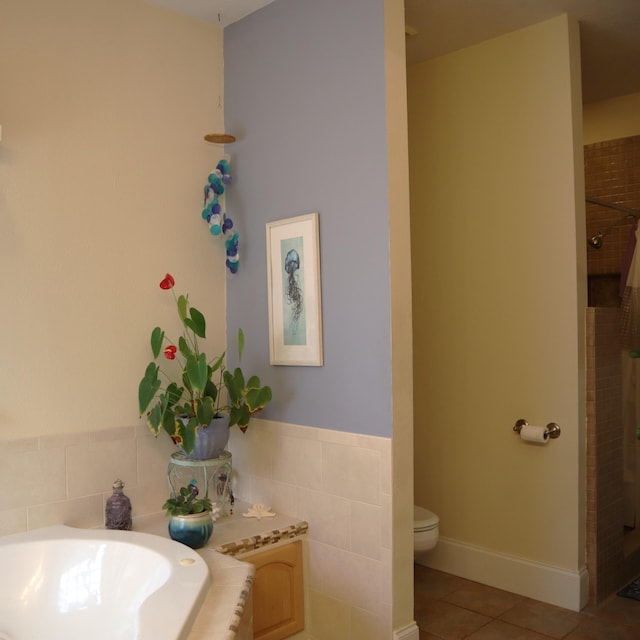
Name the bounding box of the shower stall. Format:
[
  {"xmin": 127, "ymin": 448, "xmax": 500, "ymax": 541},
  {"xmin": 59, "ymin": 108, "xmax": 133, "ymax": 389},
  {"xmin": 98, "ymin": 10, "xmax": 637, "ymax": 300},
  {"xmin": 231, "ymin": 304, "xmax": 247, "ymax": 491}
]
[{"xmin": 585, "ymin": 133, "xmax": 640, "ymax": 602}]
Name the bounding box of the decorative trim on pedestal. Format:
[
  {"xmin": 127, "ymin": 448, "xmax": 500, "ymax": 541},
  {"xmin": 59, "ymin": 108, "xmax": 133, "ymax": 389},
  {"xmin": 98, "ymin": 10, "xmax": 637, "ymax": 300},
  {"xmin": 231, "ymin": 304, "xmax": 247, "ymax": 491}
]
[{"xmin": 214, "ymin": 522, "xmax": 309, "ymax": 557}]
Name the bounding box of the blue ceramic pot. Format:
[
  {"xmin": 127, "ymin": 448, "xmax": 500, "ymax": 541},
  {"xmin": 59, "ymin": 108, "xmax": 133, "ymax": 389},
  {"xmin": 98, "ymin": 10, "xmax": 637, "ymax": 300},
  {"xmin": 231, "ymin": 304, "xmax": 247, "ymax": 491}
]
[
  {"xmin": 168, "ymin": 512, "xmax": 213, "ymax": 549},
  {"xmin": 178, "ymin": 414, "xmax": 230, "ymax": 460}
]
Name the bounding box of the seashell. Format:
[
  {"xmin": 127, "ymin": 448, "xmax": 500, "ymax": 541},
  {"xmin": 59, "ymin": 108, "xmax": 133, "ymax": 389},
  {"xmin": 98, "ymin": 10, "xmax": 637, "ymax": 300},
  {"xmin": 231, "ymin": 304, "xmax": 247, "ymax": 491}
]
[{"xmin": 242, "ymin": 504, "xmax": 276, "ymax": 520}]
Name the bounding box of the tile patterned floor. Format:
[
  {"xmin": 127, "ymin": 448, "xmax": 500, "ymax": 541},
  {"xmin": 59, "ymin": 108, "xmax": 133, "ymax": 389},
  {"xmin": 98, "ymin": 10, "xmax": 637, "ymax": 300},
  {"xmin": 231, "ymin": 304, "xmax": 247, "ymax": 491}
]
[{"xmin": 415, "ymin": 564, "xmax": 640, "ymax": 639}]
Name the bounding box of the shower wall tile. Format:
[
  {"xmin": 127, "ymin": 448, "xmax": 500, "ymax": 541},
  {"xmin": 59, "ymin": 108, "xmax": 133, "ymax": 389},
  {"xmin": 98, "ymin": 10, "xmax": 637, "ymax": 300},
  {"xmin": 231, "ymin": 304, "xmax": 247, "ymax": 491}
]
[
  {"xmin": 585, "ymin": 134, "xmax": 640, "ymax": 280},
  {"xmin": 585, "ymin": 307, "xmax": 640, "ymax": 604}
]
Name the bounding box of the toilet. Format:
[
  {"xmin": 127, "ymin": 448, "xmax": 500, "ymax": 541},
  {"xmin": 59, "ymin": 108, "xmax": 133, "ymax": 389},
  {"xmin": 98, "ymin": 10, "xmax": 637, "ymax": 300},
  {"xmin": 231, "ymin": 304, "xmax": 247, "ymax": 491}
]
[{"xmin": 414, "ymin": 505, "xmax": 439, "ymax": 555}]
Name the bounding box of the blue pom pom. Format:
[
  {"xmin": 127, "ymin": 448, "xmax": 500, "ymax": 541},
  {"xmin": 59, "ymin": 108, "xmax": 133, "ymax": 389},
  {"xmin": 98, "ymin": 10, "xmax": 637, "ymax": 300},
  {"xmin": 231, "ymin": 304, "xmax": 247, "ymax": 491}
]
[
  {"xmin": 225, "ymin": 232, "xmax": 239, "ymax": 251},
  {"xmin": 226, "ymin": 259, "xmax": 239, "ymax": 274}
]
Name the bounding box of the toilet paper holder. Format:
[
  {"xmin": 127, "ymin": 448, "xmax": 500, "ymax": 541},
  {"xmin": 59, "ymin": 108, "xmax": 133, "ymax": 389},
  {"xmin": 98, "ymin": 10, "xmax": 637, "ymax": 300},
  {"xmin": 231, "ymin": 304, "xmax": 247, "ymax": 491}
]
[{"xmin": 513, "ymin": 418, "xmax": 561, "ymax": 439}]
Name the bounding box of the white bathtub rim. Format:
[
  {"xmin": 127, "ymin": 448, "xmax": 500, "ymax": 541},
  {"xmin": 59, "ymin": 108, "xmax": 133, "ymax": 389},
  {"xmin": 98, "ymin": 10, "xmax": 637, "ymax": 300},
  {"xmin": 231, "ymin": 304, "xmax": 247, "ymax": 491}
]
[{"xmin": 0, "ymin": 524, "xmax": 211, "ymax": 640}]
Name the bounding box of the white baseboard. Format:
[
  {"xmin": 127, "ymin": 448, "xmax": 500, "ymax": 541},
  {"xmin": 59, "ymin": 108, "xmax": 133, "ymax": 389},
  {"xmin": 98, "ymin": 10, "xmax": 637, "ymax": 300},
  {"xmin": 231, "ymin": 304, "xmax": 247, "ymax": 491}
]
[
  {"xmin": 393, "ymin": 622, "xmax": 419, "ymax": 640},
  {"xmin": 416, "ymin": 537, "xmax": 589, "ymax": 612}
]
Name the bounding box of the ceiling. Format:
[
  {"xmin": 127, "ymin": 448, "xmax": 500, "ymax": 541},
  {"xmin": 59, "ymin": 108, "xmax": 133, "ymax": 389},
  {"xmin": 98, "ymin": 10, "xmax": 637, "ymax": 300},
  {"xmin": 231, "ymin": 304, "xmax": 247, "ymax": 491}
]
[{"xmin": 145, "ymin": 0, "xmax": 640, "ymax": 104}]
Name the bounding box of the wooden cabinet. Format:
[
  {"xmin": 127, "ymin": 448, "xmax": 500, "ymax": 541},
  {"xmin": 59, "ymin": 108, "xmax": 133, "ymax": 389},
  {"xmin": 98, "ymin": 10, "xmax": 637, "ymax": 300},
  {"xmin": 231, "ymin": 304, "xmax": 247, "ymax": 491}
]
[{"xmin": 244, "ymin": 540, "xmax": 304, "ymax": 640}]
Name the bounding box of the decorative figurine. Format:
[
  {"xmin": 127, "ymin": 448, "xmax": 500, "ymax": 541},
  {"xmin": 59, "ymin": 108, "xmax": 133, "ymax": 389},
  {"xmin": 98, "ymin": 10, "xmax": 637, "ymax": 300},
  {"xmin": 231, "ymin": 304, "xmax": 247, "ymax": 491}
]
[{"xmin": 105, "ymin": 479, "xmax": 132, "ymax": 530}]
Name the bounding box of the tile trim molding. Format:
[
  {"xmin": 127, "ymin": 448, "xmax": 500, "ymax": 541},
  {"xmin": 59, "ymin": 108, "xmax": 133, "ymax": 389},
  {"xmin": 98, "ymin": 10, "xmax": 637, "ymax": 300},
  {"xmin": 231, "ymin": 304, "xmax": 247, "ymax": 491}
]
[{"xmin": 417, "ymin": 536, "xmax": 589, "ymax": 612}]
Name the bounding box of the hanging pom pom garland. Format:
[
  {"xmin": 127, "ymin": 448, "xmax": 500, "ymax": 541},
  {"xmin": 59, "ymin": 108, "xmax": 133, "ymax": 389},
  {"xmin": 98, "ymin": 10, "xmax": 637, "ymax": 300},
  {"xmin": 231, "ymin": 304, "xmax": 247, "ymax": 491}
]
[{"xmin": 201, "ymin": 158, "xmax": 239, "ymax": 274}]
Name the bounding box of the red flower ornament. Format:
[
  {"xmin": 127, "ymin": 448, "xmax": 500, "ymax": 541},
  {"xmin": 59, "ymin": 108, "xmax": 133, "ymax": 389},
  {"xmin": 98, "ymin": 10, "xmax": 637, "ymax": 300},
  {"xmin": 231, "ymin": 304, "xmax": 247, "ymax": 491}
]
[
  {"xmin": 159, "ymin": 273, "xmax": 175, "ymax": 290},
  {"xmin": 163, "ymin": 345, "xmax": 177, "ymax": 360}
]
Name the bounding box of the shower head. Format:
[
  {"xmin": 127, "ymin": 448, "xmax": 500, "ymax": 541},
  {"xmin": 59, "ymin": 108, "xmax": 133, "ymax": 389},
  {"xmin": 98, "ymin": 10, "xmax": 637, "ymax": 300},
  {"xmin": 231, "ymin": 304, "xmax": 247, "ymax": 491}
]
[{"xmin": 588, "ymin": 233, "xmax": 604, "ymax": 249}]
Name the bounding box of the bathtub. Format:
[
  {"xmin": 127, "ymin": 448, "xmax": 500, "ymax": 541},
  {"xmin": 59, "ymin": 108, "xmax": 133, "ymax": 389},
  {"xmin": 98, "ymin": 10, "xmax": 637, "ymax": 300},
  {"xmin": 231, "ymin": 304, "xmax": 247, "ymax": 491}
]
[{"xmin": 0, "ymin": 525, "xmax": 210, "ymax": 640}]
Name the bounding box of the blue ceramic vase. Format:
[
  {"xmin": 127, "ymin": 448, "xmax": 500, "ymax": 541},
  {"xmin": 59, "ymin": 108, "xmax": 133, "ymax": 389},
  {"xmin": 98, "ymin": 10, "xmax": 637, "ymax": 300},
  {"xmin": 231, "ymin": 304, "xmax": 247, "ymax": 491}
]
[
  {"xmin": 178, "ymin": 414, "xmax": 230, "ymax": 460},
  {"xmin": 168, "ymin": 512, "xmax": 213, "ymax": 549}
]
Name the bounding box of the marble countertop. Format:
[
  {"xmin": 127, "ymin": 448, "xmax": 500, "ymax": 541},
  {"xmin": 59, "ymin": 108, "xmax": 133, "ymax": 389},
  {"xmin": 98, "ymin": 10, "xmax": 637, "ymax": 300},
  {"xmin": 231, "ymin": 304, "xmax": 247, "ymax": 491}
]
[{"xmin": 133, "ymin": 501, "xmax": 308, "ymax": 640}]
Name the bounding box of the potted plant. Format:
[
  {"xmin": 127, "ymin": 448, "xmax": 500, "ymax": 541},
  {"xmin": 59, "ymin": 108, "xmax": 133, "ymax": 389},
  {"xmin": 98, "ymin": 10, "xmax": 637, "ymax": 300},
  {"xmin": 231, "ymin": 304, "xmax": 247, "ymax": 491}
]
[
  {"xmin": 138, "ymin": 273, "xmax": 272, "ymax": 459},
  {"xmin": 163, "ymin": 483, "xmax": 219, "ymax": 549}
]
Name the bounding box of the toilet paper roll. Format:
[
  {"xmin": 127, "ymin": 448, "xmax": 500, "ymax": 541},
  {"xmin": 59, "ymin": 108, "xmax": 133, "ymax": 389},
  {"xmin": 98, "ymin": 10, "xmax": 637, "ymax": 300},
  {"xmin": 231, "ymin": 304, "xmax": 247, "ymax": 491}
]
[{"xmin": 520, "ymin": 425, "xmax": 548, "ymax": 444}]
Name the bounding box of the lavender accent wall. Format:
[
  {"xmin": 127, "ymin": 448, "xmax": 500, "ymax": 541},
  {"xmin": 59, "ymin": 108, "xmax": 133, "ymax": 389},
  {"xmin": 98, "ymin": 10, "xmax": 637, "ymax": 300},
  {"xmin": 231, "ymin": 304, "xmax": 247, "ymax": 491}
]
[{"xmin": 224, "ymin": 0, "xmax": 392, "ymax": 436}]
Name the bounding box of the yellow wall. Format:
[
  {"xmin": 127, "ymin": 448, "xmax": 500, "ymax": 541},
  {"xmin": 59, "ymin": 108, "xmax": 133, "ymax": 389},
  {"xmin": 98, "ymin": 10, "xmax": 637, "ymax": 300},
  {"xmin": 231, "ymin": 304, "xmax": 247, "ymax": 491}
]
[
  {"xmin": 0, "ymin": 0, "xmax": 226, "ymax": 440},
  {"xmin": 583, "ymin": 92, "xmax": 640, "ymax": 144},
  {"xmin": 409, "ymin": 15, "xmax": 585, "ymax": 574}
]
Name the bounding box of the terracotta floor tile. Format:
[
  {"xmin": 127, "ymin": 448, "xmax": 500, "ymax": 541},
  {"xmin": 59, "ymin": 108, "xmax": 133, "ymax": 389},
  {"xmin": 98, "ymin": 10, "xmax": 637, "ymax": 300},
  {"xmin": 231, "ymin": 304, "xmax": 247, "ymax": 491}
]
[
  {"xmin": 414, "ymin": 566, "xmax": 639, "ymax": 640},
  {"xmin": 466, "ymin": 619, "xmax": 549, "ymax": 639},
  {"xmin": 414, "ymin": 565, "xmax": 472, "ymax": 605},
  {"xmin": 415, "ymin": 600, "xmax": 492, "ymax": 639},
  {"xmin": 443, "ymin": 582, "xmax": 526, "ymax": 618},
  {"xmin": 563, "ymin": 615, "xmax": 640, "ymax": 640},
  {"xmin": 499, "ymin": 600, "xmax": 582, "ymax": 639},
  {"xmin": 588, "ymin": 594, "xmax": 640, "ymax": 629}
]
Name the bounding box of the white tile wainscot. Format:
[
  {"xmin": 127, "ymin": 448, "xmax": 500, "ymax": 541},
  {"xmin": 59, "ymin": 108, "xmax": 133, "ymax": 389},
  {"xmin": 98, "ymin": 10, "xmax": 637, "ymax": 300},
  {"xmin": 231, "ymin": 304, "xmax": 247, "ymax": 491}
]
[{"xmin": 134, "ymin": 501, "xmax": 309, "ymax": 640}]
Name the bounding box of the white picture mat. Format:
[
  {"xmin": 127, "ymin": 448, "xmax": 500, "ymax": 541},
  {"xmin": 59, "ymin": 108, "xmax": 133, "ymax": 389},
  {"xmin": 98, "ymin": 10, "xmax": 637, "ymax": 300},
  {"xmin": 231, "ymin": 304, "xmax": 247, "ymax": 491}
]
[{"xmin": 266, "ymin": 213, "xmax": 323, "ymax": 366}]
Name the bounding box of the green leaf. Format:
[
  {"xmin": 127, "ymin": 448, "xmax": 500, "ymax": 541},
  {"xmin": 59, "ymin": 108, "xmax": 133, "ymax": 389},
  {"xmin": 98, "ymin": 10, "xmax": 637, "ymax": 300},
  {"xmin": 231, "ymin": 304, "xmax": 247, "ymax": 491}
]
[
  {"xmin": 150, "ymin": 327, "xmax": 164, "ymax": 359},
  {"xmin": 210, "ymin": 352, "xmax": 225, "ymax": 372},
  {"xmin": 196, "ymin": 396, "xmax": 215, "ymax": 425},
  {"xmin": 228, "ymin": 405, "xmax": 242, "ymax": 427},
  {"xmin": 246, "ymin": 386, "xmax": 272, "ymax": 412},
  {"xmin": 223, "ymin": 369, "xmax": 239, "ymax": 404},
  {"xmin": 204, "ymin": 379, "xmax": 218, "ymax": 403},
  {"xmin": 177, "ymin": 295, "xmax": 188, "ymax": 322},
  {"xmin": 185, "ymin": 353, "xmax": 207, "ymax": 392},
  {"xmin": 185, "ymin": 306, "xmax": 206, "ymax": 338},
  {"xmin": 238, "ymin": 328, "xmax": 245, "ymax": 361},
  {"xmin": 161, "ymin": 409, "xmax": 176, "ymax": 437},
  {"xmin": 180, "ymin": 417, "xmax": 197, "ymax": 454},
  {"xmin": 232, "ymin": 367, "xmax": 245, "ymax": 391},
  {"xmin": 166, "ymin": 382, "xmax": 183, "ymax": 406},
  {"xmin": 138, "ymin": 363, "xmax": 160, "ymax": 413},
  {"xmin": 178, "ymin": 336, "xmax": 193, "ymax": 359},
  {"xmin": 236, "ymin": 405, "xmax": 251, "ymax": 428},
  {"xmin": 146, "ymin": 403, "xmax": 163, "ymax": 435}
]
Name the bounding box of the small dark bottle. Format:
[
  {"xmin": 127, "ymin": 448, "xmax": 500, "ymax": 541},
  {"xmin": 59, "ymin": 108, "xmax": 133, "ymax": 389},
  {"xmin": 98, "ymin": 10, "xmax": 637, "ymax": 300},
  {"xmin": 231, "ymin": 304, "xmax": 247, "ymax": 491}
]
[{"xmin": 105, "ymin": 479, "xmax": 132, "ymax": 530}]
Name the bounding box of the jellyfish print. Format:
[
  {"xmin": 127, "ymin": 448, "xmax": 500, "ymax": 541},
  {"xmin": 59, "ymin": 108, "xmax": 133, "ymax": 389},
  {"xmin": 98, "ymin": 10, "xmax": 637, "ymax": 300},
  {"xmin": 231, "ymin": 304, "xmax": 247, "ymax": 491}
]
[
  {"xmin": 281, "ymin": 237, "xmax": 306, "ymax": 345},
  {"xmin": 285, "ymin": 248, "xmax": 303, "ymax": 330}
]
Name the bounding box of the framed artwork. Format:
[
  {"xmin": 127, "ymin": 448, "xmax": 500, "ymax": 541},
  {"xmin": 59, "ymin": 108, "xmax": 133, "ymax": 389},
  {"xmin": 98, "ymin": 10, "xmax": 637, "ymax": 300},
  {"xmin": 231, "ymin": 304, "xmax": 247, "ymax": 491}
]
[{"xmin": 266, "ymin": 213, "xmax": 323, "ymax": 366}]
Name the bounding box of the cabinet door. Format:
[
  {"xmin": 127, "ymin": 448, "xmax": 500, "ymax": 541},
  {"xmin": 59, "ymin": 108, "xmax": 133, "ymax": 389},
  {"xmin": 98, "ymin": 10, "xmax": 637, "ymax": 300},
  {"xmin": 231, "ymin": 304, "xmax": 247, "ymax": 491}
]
[{"xmin": 246, "ymin": 540, "xmax": 304, "ymax": 640}]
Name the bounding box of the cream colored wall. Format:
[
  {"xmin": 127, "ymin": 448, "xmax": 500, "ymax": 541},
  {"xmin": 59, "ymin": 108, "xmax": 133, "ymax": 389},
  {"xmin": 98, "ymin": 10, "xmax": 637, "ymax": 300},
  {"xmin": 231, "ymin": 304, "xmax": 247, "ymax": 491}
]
[
  {"xmin": 384, "ymin": 0, "xmax": 415, "ymax": 634},
  {"xmin": 583, "ymin": 92, "xmax": 640, "ymax": 144},
  {"xmin": 0, "ymin": 0, "xmax": 226, "ymax": 441},
  {"xmin": 409, "ymin": 13, "xmax": 585, "ymax": 587}
]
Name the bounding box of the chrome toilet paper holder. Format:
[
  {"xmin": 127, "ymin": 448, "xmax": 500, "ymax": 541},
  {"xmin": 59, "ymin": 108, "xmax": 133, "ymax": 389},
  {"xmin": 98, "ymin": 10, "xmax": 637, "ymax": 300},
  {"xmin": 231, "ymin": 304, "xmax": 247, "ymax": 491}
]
[{"xmin": 513, "ymin": 418, "xmax": 561, "ymax": 439}]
